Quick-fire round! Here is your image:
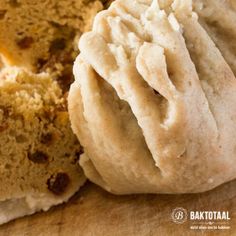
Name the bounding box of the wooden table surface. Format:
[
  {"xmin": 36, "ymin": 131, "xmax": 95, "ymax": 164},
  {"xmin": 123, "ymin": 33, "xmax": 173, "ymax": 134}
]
[{"xmin": 0, "ymin": 180, "xmax": 236, "ymax": 236}]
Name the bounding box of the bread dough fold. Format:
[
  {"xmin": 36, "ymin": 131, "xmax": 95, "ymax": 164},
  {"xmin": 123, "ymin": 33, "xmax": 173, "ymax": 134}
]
[{"xmin": 69, "ymin": 0, "xmax": 236, "ymax": 194}]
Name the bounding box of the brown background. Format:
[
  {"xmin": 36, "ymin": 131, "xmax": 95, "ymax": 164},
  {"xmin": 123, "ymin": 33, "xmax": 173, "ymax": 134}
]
[{"xmin": 0, "ymin": 180, "xmax": 235, "ymax": 236}]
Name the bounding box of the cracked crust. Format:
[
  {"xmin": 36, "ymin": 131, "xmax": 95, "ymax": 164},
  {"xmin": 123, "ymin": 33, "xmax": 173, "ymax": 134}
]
[{"xmin": 69, "ymin": 0, "xmax": 236, "ymax": 194}]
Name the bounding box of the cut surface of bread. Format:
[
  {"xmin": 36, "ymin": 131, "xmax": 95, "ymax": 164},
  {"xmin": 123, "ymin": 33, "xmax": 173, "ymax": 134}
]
[
  {"xmin": 69, "ymin": 0, "xmax": 236, "ymax": 194},
  {"xmin": 0, "ymin": 0, "xmax": 106, "ymax": 224},
  {"xmin": 0, "ymin": 67, "xmax": 86, "ymax": 224},
  {"xmin": 0, "ymin": 0, "xmax": 103, "ymax": 92},
  {"xmin": 0, "ymin": 0, "xmax": 103, "ymax": 68}
]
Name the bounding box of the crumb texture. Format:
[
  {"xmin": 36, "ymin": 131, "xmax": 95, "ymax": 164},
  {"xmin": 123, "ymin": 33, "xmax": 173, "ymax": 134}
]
[
  {"xmin": 0, "ymin": 67, "xmax": 86, "ymax": 224},
  {"xmin": 0, "ymin": 0, "xmax": 103, "ymax": 92}
]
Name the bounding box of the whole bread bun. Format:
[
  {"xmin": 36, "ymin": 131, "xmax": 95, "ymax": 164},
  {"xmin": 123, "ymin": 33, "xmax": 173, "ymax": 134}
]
[
  {"xmin": 69, "ymin": 0, "xmax": 236, "ymax": 194},
  {"xmin": 0, "ymin": 67, "xmax": 86, "ymax": 224}
]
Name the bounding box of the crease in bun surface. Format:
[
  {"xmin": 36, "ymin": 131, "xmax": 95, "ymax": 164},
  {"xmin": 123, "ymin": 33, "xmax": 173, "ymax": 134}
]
[{"xmin": 69, "ymin": 0, "xmax": 236, "ymax": 194}]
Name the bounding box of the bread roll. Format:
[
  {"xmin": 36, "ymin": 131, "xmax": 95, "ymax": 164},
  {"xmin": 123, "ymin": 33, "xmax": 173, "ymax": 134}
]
[{"xmin": 69, "ymin": 0, "xmax": 236, "ymax": 194}]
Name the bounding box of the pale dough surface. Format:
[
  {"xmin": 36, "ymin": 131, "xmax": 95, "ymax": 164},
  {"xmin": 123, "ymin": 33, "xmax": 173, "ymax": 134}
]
[{"xmin": 69, "ymin": 0, "xmax": 236, "ymax": 194}]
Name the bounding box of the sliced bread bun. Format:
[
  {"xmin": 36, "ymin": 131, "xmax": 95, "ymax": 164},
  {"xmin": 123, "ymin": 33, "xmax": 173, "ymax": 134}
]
[
  {"xmin": 0, "ymin": 0, "xmax": 105, "ymax": 224},
  {"xmin": 0, "ymin": 0, "xmax": 103, "ymax": 70},
  {"xmin": 0, "ymin": 67, "xmax": 86, "ymax": 224},
  {"xmin": 0, "ymin": 0, "xmax": 103, "ymax": 94}
]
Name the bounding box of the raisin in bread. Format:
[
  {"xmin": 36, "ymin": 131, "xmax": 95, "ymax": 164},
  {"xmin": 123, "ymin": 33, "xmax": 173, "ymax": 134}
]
[
  {"xmin": 0, "ymin": 0, "xmax": 103, "ymax": 92},
  {"xmin": 0, "ymin": 66, "xmax": 86, "ymax": 225},
  {"xmin": 69, "ymin": 0, "xmax": 236, "ymax": 194}
]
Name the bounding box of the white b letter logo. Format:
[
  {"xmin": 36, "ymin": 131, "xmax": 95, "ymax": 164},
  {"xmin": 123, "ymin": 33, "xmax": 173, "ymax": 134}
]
[{"xmin": 171, "ymin": 207, "xmax": 188, "ymax": 224}]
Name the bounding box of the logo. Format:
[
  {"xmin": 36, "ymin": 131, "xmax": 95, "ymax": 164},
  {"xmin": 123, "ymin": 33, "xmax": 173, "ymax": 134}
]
[
  {"xmin": 171, "ymin": 207, "xmax": 188, "ymax": 224},
  {"xmin": 170, "ymin": 208, "xmax": 231, "ymax": 231},
  {"xmin": 189, "ymin": 211, "xmax": 230, "ymax": 220}
]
